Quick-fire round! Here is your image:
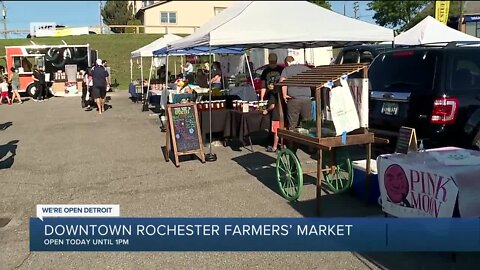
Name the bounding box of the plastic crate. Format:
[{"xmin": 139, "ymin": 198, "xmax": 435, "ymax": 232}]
[{"xmin": 352, "ymin": 159, "xmax": 380, "ymax": 204}]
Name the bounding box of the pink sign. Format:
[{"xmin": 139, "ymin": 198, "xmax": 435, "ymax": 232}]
[{"xmin": 379, "ymin": 159, "xmax": 458, "ymax": 218}]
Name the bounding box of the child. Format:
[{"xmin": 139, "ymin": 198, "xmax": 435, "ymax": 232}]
[
  {"xmin": 263, "ymin": 93, "xmax": 280, "ymax": 152},
  {"xmin": 0, "ymin": 76, "xmax": 11, "ymax": 105}
]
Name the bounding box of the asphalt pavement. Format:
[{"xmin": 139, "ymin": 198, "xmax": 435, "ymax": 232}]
[{"xmin": 0, "ymin": 92, "xmax": 478, "ymax": 270}]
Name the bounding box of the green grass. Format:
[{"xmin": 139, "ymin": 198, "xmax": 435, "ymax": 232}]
[{"xmin": 0, "ymin": 34, "xmax": 183, "ymax": 90}]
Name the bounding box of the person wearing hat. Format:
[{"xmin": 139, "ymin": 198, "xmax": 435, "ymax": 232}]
[
  {"xmin": 259, "ymin": 53, "xmax": 284, "ymax": 101},
  {"xmin": 91, "ymin": 58, "xmax": 110, "ymax": 114}
]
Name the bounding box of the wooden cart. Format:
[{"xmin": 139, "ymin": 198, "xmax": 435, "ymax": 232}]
[{"xmin": 275, "ymin": 63, "xmax": 387, "ymax": 215}]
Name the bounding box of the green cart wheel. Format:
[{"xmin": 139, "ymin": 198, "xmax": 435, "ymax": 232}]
[
  {"xmin": 322, "ymin": 150, "xmax": 353, "ymax": 194},
  {"xmin": 276, "ymin": 148, "xmax": 303, "ymax": 201}
]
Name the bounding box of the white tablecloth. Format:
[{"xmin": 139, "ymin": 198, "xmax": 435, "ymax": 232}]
[{"xmin": 377, "ymin": 147, "xmax": 480, "ymax": 217}]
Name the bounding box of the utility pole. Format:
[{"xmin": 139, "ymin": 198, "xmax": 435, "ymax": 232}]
[
  {"xmin": 458, "ymin": 0, "xmax": 465, "ymax": 31},
  {"xmin": 1, "ymin": 1, "xmax": 6, "ymax": 39},
  {"xmin": 99, "ymin": 1, "xmax": 103, "ymax": 34},
  {"xmin": 353, "ymin": 1, "xmax": 360, "ymax": 19}
]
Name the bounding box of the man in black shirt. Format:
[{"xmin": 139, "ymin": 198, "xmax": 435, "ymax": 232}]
[
  {"xmin": 91, "ymin": 59, "xmax": 109, "ymax": 114},
  {"xmin": 259, "ymin": 53, "xmax": 284, "ymax": 101},
  {"xmin": 32, "ymin": 66, "xmax": 45, "ymax": 102},
  {"xmin": 40, "ymin": 68, "xmax": 48, "ymax": 100}
]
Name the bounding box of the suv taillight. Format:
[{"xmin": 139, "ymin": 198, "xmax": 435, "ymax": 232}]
[{"xmin": 431, "ymin": 97, "xmax": 459, "ymax": 124}]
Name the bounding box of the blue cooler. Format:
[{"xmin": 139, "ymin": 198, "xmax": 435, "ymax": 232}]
[{"xmin": 352, "ymin": 159, "xmax": 380, "ymax": 204}]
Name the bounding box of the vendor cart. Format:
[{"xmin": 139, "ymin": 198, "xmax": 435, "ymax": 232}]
[{"xmin": 275, "ymin": 63, "xmax": 387, "ymax": 215}]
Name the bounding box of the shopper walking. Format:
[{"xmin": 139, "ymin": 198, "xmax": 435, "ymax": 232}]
[
  {"xmin": 91, "ymin": 59, "xmax": 109, "ymax": 114},
  {"xmin": 9, "ymin": 67, "xmax": 22, "ymax": 104}
]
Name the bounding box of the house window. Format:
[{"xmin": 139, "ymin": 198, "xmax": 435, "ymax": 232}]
[
  {"xmin": 160, "ymin": 12, "xmax": 177, "ymax": 24},
  {"xmin": 214, "ymin": 7, "xmax": 226, "ymax": 15},
  {"xmin": 465, "ymin": 21, "xmax": 480, "ymax": 37},
  {"xmin": 142, "ymin": 1, "xmax": 155, "ymax": 7}
]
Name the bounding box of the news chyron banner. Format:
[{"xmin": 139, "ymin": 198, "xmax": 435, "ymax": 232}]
[
  {"xmin": 31, "ymin": 205, "xmax": 480, "ymax": 252},
  {"xmin": 435, "ymin": 0, "xmax": 450, "ymax": 24}
]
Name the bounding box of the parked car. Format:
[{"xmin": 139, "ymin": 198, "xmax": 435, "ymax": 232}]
[
  {"xmin": 335, "ymin": 44, "xmax": 395, "ymax": 65},
  {"xmin": 368, "ymin": 45, "xmax": 480, "ymax": 150}
]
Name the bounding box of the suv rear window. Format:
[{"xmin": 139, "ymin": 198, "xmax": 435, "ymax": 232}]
[
  {"xmin": 447, "ymin": 50, "xmax": 480, "ymax": 93},
  {"xmin": 359, "ymin": 50, "xmax": 374, "ymax": 63},
  {"xmin": 369, "ymin": 50, "xmax": 437, "ymax": 93},
  {"xmin": 342, "ymin": 50, "xmax": 359, "ymax": 64}
]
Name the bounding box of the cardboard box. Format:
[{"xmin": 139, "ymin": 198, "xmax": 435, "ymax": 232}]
[{"xmin": 52, "ymin": 82, "xmax": 65, "ymax": 93}]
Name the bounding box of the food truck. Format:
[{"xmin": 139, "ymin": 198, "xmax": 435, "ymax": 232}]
[{"xmin": 5, "ymin": 44, "xmax": 97, "ymax": 97}]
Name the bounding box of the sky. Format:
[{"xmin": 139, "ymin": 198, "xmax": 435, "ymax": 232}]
[
  {"xmin": 3, "ymin": 1, "xmax": 101, "ymax": 38},
  {"xmin": 1, "ymin": 1, "xmax": 375, "ymax": 39},
  {"xmin": 330, "ymin": 1, "xmax": 375, "ymax": 24}
]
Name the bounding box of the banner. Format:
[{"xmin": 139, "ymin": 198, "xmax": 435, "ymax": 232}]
[
  {"xmin": 29, "ymin": 217, "xmax": 480, "ymax": 252},
  {"xmin": 347, "ymin": 78, "xmax": 369, "ymax": 128},
  {"xmin": 435, "ymin": 0, "xmax": 450, "ymax": 24},
  {"xmin": 377, "ymin": 155, "xmax": 458, "ymax": 217}
]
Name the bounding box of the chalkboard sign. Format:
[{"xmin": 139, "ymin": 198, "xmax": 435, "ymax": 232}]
[
  {"xmin": 395, "ymin": 126, "xmax": 417, "ymax": 154},
  {"xmin": 165, "ymin": 103, "xmax": 205, "ymax": 167}
]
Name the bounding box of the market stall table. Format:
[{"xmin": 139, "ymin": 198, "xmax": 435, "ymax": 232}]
[
  {"xmin": 377, "ymin": 147, "xmax": 480, "ymax": 217},
  {"xmin": 198, "ymin": 109, "xmax": 270, "ymax": 149},
  {"xmin": 223, "ymin": 110, "xmax": 271, "ymax": 151},
  {"xmin": 199, "ymin": 109, "xmax": 230, "ymax": 142}
]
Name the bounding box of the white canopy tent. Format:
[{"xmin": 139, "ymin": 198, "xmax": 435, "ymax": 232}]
[
  {"xmin": 130, "ymin": 33, "xmax": 183, "ymax": 82},
  {"xmin": 395, "ymin": 16, "xmax": 480, "ymax": 45},
  {"xmin": 167, "ymin": 1, "xmax": 394, "ymax": 51},
  {"xmin": 161, "ymin": 1, "xmax": 394, "ymax": 161}
]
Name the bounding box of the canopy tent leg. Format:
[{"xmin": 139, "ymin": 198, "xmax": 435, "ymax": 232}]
[
  {"xmin": 165, "ymin": 54, "xmax": 169, "ymax": 106},
  {"xmin": 180, "ymin": 55, "xmax": 183, "ymax": 76},
  {"xmin": 244, "ymin": 53, "xmax": 254, "ymax": 92},
  {"xmin": 140, "ymin": 57, "xmax": 144, "ymax": 94},
  {"xmin": 206, "ymin": 45, "xmax": 217, "ymax": 162},
  {"xmin": 303, "ymin": 44, "xmax": 307, "ymax": 65},
  {"xmin": 130, "ymin": 58, "xmax": 133, "ymax": 82},
  {"xmin": 143, "ymin": 57, "xmax": 153, "ymax": 112},
  {"xmin": 159, "ymin": 54, "xmax": 169, "ymax": 133}
]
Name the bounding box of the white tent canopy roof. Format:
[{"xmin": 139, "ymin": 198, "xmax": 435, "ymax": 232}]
[
  {"xmin": 167, "ymin": 1, "xmax": 394, "ymax": 51},
  {"xmin": 395, "ymin": 16, "xmax": 480, "ymax": 45},
  {"xmin": 131, "ymin": 33, "xmax": 182, "ymax": 58}
]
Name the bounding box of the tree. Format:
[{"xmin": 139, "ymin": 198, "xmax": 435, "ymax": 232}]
[
  {"xmin": 404, "ymin": 1, "xmax": 463, "ymax": 31},
  {"xmin": 101, "ymin": 0, "xmax": 134, "ymax": 33},
  {"xmin": 368, "ymin": 0, "xmax": 429, "ymax": 31},
  {"xmin": 308, "ymin": 0, "xmax": 331, "ymax": 10}
]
